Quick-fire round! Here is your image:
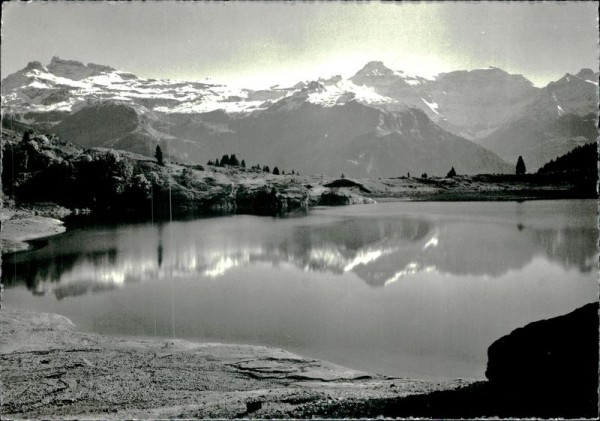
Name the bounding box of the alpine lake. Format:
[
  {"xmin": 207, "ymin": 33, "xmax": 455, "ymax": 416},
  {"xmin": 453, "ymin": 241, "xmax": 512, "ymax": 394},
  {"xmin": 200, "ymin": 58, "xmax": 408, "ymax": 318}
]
[{"xmin": 3, "ymin": 199, "xmax": 597, "ymax": 379}]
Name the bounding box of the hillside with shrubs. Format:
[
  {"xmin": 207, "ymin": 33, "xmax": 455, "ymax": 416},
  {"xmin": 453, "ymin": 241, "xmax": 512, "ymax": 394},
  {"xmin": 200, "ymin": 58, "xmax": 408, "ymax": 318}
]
[{"xmin": 1, "ymin": 129, "xmax": 311, "ymax": 218}]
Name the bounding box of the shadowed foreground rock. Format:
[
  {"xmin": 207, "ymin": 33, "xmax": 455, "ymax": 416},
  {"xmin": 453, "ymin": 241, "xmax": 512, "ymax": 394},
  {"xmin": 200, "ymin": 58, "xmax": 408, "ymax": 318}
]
[
  {"xmin": 312, "ymin": 302, "xmax": 599, "ymax": 419},
  {"xmin": 486, "ymin": 301, "xmax": 599, "ymax": 394}
]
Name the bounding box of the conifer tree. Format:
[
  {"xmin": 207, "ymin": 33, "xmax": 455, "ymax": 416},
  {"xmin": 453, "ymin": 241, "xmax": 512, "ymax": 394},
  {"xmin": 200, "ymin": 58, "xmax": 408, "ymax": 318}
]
[
  {"xmin": 272, "ymin": 167, "xmax": 280, "ymax": 175},
  {"xmin": 155, "ymin": 145, "xmax": 164, "ymax": 166},
  {"xmin": 516, "ymin": 156, "xmax": 526, "ymax": 175},
  {"xmin": 22, "ymin": 129, "xmax": 33, "ymax": 143}
]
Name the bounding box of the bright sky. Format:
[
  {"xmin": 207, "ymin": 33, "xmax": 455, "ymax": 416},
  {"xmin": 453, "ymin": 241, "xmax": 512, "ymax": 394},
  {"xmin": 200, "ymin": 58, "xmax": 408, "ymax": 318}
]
[{"xmin": 1, "ymin": 1, "xmax": 598, "ymax": 88}]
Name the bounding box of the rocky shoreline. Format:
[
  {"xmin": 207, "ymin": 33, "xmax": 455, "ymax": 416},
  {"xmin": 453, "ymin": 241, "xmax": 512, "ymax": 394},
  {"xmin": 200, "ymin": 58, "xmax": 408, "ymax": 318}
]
[
  {"xmin": 0, "ymin": 205, "xmax": 70, "ymax": 254},
  {"xmin": 1, "ymin": 302, "xmax": 596, "ymax": 419},
  {"xmin": 0, "ymin": 309, "xmax": 469, "ymax": 419}
]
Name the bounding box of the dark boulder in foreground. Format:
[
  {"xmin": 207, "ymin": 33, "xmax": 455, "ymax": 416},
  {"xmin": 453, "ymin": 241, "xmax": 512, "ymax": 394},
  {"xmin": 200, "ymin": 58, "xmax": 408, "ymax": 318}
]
[
  {"xmin": 486, "ymin": 301, "xmax": 599, "ymax": 392},
  {"xmin": 314, "ymin": 302, "xmax": 599, "ymax": 419},
  {"xmin": 482, "ymin": 301, "xmax": 599, "ymax": 418}
]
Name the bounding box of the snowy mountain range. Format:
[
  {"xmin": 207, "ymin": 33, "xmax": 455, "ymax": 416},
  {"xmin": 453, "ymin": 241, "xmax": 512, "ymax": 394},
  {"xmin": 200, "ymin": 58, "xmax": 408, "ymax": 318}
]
[{"xmin": 2, "ymin": 56, "xmax": 597, "ymax": 176}]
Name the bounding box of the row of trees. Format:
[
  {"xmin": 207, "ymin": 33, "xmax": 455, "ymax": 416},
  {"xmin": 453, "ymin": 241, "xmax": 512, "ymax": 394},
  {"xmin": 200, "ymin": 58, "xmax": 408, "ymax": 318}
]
[
  {"xmin": 154, "ymin": 147, "xmax": 300, "ymax": 177},
  {"xmin": 396, "ymin": 158, "xmax": 524, "ymax": 180},
  {"xmin": 208, "ymin": 154, "xmax": 245, "ymax": 168},
  {"xmin": 155, "ymin": 145, "xmax": 529, "ymax": 178},
  {"xmin": 537, "ymin": 144, "xmax": 596, "ymax": 174},
  {"xmin": 418, "ymin": 157, "xmax": 526, "ymax": 179},
  {"xmin": 208, "ymin": 154, "xmax": 298, "ymax": 176}
]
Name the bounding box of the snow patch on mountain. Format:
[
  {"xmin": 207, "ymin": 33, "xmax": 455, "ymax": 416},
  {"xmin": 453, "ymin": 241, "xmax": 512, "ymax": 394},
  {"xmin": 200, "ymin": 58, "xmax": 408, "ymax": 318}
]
[
  {"xmin": 2, "ymin": 57, "xmax": 294, "ymax": 115},
  {"xmin": 306, "ymin": 80, "xmax": 396, "ymax": 107},
  {"xmin": 421, "ymin": 98, "xmax": 440, "ymax": 116},
  {"xmin": 3, "ymin": 57, "xmax": 596, "ymax": 170},
  {"xmin": 0, "ymin": 56, "xmax": 534, "ymax": 128},
  {"xmin": 551, "ymin": 92, "xmax": 565, "ymax": 116}
]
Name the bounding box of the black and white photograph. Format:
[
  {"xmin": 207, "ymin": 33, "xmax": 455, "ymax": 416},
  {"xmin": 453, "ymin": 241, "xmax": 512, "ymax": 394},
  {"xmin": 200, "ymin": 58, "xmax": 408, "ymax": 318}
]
[{"xmin": 0, "ymin": 1, "xmax": 598, "ymax": 418}]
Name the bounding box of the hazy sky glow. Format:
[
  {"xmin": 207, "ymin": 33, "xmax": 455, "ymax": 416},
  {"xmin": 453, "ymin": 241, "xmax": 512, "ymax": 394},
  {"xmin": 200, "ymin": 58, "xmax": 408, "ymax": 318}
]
[{"xmin": 1, "ymin": 1, "xmax": 598, "ymax": 88}]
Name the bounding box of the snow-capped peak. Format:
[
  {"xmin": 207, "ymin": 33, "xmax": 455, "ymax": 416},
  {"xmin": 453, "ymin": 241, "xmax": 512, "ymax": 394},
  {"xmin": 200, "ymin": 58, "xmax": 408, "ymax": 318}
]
[
  {"xmin": 302, "ymin": 81, "xmax": 327, "ymax": 93},
  {"xmin": 24, "ymin": 61, "xmax": 48, "ymax": 72},
  {"xmin": 318, "ymin": 75, "xmax": 342, "ymax": 85},
  {"xmin": 47, "ymin": 56, "xmax": 116, "ymax": 81},
  {"xmin": 349, "ymin": 61, "xmax": 428, "ymax": 89},
  {"xmin": 352, "ymin": 61, "xmax": 395, "ymax": 79},
  {"xmin": 3, "ymin": 58, "xmax": 425, "ymax": 117},
  {"xmin": 303, "ymin": 78, "xmax": 397, "ymax": 107}
]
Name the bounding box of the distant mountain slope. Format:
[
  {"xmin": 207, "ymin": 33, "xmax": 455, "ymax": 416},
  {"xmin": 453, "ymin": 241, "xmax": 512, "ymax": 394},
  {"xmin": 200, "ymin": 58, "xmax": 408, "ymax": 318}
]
[
  {"xmin": 480, "ymin": 112, "xmax": 597, "ymax": 171},
  {"xmin": 425, "ymin": 67, "xmax": 539, "ymax": 139},
  {"xmin": 2, "ymin": 57, "xmax": 595, "ymax": 176},
  {"xmin": 222, "ymin": 100, "xmax": 512, "ymax": 177},
  {"xmin": 479, "ymin": 69, "xmax": 598, "ymax": 171},
  {"xmin": 347, "ymin": 62, "xmax": 540, "ymax": 140},
  {"xmin": 51, "ymin": 101, "xmax": 209, "ymax": 163},
  {"xmin": 48, "ymin": 97, "xmax": 510, "ymax": 177}
]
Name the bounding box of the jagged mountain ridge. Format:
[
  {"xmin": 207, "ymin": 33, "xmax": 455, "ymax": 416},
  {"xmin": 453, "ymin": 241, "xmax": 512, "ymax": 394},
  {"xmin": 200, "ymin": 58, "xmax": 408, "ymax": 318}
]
[
  {"xmin": 479, "ymin": 70, "xmax": 599, "ymax": 170},
  {"xmin": 3, "ymin": 56, "xmax": 596, "ymax": 130},
  {"xmin": 2, "ymin": 57, "xmax": 596, "ymax": 175},
  {"xmin": 348, "ymin": 62, "xmax": 542, "ymax": 140}
]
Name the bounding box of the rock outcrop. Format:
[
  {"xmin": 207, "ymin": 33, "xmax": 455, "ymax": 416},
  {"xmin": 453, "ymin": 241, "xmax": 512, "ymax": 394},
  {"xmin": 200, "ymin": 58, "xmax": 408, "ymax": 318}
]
[
  {"xmin": 318, "ymin": 188, "xmax": 375, "ymax": 206},
  {"xmin": 321, "ymin": 303, "xmax": 599, "ymax": 418},
  {"xmin": 486, "ymin": 302, "xmax": 599, "ymax": 416},
  {"xmin": 1, "ymin": 129, "xmax": 311, "ymax": 218}
]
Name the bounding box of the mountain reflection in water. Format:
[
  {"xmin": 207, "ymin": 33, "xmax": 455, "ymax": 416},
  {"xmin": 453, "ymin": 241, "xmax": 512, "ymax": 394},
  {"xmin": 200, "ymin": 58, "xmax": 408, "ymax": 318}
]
[
  {"xmin": 4, "ymin": 200, "xmax": 597, "ymax": 379},
  {"xmin": 3, "ymin": 201, "xmax": 597, "ymax": 300}
]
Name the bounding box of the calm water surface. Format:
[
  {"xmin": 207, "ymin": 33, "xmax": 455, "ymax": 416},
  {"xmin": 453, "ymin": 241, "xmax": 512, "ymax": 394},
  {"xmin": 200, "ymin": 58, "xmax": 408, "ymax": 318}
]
[{"xmin": 3, "ymin": 200, "xmax": 597, "ymax": 379}]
